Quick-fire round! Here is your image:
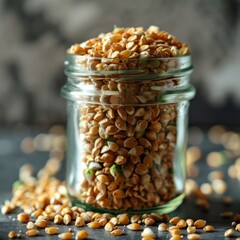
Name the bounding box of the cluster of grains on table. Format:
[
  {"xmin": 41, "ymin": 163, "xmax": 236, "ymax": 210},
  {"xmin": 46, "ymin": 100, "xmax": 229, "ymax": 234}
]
[
  {"xmin": 0, "ymin": 175, "xmax": 216, "ymax": 240},
  {"xmin": 2, "ymin": 125, "xmax": 240, "ymax": 239},
  {"xmin": 66, "ymin": 26, "xmax": 191, "ymax": 210}
]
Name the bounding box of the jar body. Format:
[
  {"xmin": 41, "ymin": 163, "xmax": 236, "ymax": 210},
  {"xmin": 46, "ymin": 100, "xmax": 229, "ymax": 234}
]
[{"xmin": 62, "ymin": 55, "xmax": 195, "ymax": 214}]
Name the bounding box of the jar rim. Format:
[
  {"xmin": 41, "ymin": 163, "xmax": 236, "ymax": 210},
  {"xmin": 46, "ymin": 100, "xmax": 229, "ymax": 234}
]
[
  {"xmin": 66, "ymin": 52, "xmax": 192, "ymax": 61},
  {"xmin": 64, "ymin": 53, "xmax": 193, "ymax": 78}
]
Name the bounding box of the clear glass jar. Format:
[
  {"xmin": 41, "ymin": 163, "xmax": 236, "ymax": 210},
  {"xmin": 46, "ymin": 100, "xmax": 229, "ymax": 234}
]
[{"xmin": 61, "ymin": 54, "xmax": 195, "ymax": 214}]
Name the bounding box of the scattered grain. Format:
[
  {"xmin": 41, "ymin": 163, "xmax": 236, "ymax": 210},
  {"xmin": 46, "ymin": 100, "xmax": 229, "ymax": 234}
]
[
  {"xmin": 63, "ymin": 214, "xmax": 72, "ymax": 225},
  {"xmin": 8, "ymin": 231, "xmax": 17, "ymax": 239},
  {"xmin": 141, "ymin": 227, "xmax": 155, "ymax": 238},
  {"xmin": 177, "ymin": 219, "xmax": 187, "ymax": 229},
  {"xmin": 118, "ymin": 213, "xmax": 130, "ymax": 225},
  {"xmin": 169, "ymin": 216, "xmax": 180, "ymax": 225},
  {"xmin": 26, "ymin": 221, "xmax": 35, "ymax": 230},
  {"xmin": 31, "ymin": 209, "xmax": 43, "ymax": 218},
  {"xmin": 187, "ymin": 233, "xmax": 202, "ymax": 240},
  {"xmin": 1, "ymin": 204, "xmax": 12, "ymax": 214},
  {"xmin": 170, "ymin": 235, "xmax": 183, "ymax": 240},
  {"xmin": 35, "ymin": 219, "xmax": 48, "ymax": 228},
  {"xmin": 75, "ymin": 230, "xmax": 89, "ymax": 239},
  {"xmin": 187, "ymin": 226, "xmax": 196, "ymax": 234},
  {"xmin": 144, "ymin": 217, "xmax": 155, "ymax": 226},
  {"xmin": 104, "ymin": 222, "xmax": 115, "ymax": 232},
  {"xmin": 158, "ymin": 223, "xmax": 168, "ymax": 232},
  {"xmin": 203, "ymin": 225, "xmax": 214, "ymax": 232},
  {"xmin": 236, "ymin": 223, "xmax": 240, "ymax": 231},
  {"xmin": 194, "ymin": 219, "xmax": 206, "ymax": 229},
  {"xmin": 169, "ymin": 228, "xmax": 181, "ymax": 236},
  {"xmin": 87, "ymin": 221, "xmax": 102, "ymax": 229},
  {"xmin": 45, "ymin": 226, "xmax": 59, "ymax": 235},
  {"xmin": 109, "ymin": 217, "xmax": 118, "ymax": 225},
  {"xmin": 26, "ymin": 229, "xmax": 39, "ymax": 237},
  {"xmin": 58, "ymin": 232, "xmax": 74, "ymax": 239},
  {"xmin": 186, "ymin": 219, "xmax": 194, "ymax": 227},
  {"xmin": 111, "ymin": 228, "xmax": 123, "ymax": 236},
  {"xmin": 127, "ymin": 223, "xmax": 142, "ymax": 230},
  {"xmin": 17, "ymin": 213, "xmax": 30, "ymax": 223},
  {"xmin": 54, "ymin": 214, "xmax": 63, "ymax": 224},
  {"xmin": 75, "ymin": 216, "xmax": 85, "ymax": 227},
  {"xmin": 224, "ymin": 228, "xmax": 234, "ymax": 237},
  {"xmin": 131, "ymin": 215, "xmax": 141, "ymax": 223}
]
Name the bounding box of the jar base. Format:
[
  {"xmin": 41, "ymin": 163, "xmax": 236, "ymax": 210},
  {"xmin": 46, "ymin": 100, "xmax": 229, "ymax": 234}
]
[{"xmin": 68, "ymin": 193, "xmax": 185, "ymax": 215}]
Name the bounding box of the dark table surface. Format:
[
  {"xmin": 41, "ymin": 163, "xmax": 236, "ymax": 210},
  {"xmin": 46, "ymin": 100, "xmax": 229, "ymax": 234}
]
[{"xmin": 0, "ymin": 127, "xmax": 240, "ymax": 240}]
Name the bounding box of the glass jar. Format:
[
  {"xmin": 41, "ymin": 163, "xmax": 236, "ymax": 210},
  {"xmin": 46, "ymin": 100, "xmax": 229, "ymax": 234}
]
[{"xmin": 61, "ymin": 54, "xmax": 195, "ymax": 214}]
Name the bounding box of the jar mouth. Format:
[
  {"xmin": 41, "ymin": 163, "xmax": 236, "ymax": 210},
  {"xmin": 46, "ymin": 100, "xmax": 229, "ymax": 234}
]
[
  {"xmin": 64, "ymin": 53, "xmax": 193, "ymax": 78},
  {"xmin": 62, "ymin": 53, "xmax": 195, "ymax": 104},
  {"xmin": 65, "ymin": 53, "xmax": 192, "ymax": 61}
]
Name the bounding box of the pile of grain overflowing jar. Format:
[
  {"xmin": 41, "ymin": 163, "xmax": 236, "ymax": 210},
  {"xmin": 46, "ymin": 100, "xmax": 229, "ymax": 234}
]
[{"xmin": 62, "ymin": 26, "xmax": 195, "ymax": 214}]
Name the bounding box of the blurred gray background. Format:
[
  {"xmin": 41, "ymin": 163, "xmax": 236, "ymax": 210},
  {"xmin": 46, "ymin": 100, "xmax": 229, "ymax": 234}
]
[{"xmin": 0, "ymin": 0, "xmax": 240, "ymax": 127}]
